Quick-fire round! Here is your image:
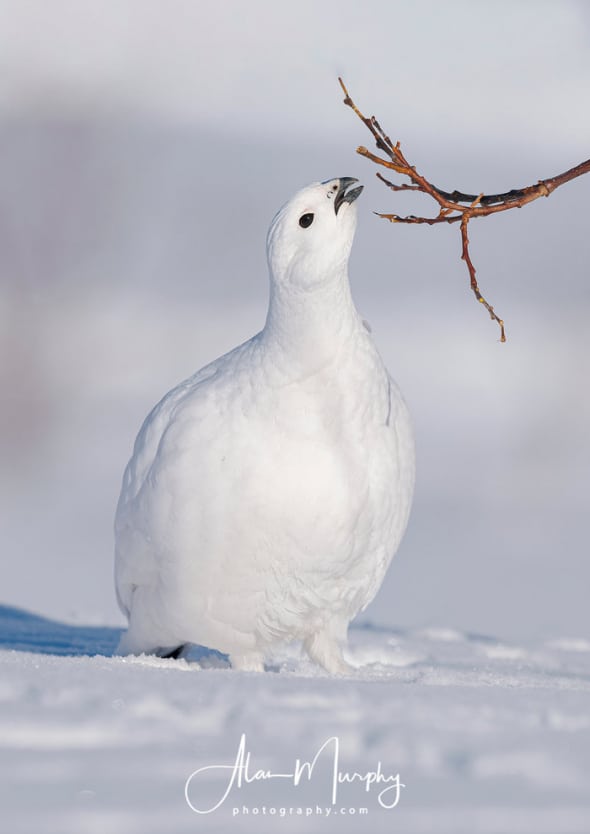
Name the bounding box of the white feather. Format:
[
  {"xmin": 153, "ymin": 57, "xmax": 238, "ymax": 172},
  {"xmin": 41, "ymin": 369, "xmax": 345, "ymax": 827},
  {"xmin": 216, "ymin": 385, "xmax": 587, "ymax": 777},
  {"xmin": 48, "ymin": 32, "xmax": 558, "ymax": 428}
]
[{"xmin": 114, "ymin": 178, "xmax": 415, "ymax": 673}]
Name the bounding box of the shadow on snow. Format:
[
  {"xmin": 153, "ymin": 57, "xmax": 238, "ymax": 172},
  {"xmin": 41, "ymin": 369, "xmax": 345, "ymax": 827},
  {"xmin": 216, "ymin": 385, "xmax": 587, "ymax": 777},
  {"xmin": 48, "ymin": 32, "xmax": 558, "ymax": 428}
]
[{"xmin": 0, "ymin": 603, "xmax": 227, "ymax": 664}]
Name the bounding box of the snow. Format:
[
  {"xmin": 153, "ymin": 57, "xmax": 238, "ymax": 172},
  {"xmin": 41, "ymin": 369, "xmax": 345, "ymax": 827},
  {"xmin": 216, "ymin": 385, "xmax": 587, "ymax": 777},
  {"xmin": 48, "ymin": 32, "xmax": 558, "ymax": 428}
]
[{"xmin": 2, "ymin": 605, "xmax": 589, "ymax": 834}]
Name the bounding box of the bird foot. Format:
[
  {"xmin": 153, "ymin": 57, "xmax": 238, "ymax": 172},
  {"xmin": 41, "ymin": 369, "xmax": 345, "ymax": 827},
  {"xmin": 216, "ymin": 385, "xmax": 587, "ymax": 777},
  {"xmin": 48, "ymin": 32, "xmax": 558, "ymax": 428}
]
[
  {"xmin": 230, "ymin": 652, "xmax": 265, "ymax": 673},
  {"xmin": 304, "ymin": 631, "xmax": 355, "ymax": 676}
]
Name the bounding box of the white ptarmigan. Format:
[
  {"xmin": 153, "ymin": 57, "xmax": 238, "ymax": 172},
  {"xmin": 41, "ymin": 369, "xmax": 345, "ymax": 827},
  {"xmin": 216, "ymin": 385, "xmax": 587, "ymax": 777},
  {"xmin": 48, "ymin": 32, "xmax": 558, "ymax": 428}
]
[{"xmin": 115, "ymin": 177, "xmax": 415, "ymax": 674}]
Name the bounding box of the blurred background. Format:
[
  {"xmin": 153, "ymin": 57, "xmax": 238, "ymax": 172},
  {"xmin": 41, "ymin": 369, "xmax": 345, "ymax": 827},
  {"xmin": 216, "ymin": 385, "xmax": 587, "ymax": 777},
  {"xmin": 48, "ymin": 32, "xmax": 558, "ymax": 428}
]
[{"xmin": 1, "ymin": 0, "xmax": 588, "ymax": 642}]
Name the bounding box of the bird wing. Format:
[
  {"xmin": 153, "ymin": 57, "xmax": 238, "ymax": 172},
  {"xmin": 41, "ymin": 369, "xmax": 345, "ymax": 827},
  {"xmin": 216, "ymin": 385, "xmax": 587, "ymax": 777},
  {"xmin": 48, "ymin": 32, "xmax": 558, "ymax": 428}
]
[{"xmin": 114, "ymin": 339, "xmax": 255, "ymax": 617}]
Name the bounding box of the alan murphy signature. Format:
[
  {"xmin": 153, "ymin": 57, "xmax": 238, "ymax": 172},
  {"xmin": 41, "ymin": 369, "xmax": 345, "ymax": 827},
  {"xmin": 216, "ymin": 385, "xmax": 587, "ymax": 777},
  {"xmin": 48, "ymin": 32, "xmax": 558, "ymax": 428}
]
[{"xmin": 184, "ymin": 734, "xmax": 405, "ymax": 814}]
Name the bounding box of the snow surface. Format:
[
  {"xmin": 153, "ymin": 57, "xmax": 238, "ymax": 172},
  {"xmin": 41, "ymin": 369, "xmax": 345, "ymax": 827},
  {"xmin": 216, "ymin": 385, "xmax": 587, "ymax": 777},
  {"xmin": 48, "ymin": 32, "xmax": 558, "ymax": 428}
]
[{"xmin": 1, "ymin": 605, "xmax": 589, "ymax": 834}]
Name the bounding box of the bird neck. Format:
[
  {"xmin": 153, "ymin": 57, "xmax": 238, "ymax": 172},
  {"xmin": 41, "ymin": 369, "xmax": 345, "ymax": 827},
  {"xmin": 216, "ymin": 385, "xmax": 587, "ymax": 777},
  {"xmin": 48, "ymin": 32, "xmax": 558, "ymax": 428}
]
[{"xmin": 261, "ymin": 271, "xmax": 362, "ymax": 375}]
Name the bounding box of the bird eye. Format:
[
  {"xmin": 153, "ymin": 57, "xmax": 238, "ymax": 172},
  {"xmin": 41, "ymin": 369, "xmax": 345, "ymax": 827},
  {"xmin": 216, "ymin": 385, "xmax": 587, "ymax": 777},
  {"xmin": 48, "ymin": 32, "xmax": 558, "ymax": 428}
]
[{"xmin": 299, "ymin": 213, "xmax": 314, "ymax": 228}]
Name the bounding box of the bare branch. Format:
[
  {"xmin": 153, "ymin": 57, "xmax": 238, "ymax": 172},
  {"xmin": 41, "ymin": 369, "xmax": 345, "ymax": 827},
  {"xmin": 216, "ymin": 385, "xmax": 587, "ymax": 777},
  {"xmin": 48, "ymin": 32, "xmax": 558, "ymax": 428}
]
[
  {"xmin": 460, "ymin": 215, "xmax": 506, "ymax": 342},
  {"xmin": 338, "ymin": 77, "xmax": 590, "ymax": 341}
]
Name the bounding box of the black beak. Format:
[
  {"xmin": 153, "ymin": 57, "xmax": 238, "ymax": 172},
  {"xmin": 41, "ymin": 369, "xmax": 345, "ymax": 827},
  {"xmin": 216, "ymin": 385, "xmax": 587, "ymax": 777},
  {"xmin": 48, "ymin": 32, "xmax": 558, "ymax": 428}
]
[{"xmin": 334, "ymin": 177, "xmax": 364, "ymax": 215}]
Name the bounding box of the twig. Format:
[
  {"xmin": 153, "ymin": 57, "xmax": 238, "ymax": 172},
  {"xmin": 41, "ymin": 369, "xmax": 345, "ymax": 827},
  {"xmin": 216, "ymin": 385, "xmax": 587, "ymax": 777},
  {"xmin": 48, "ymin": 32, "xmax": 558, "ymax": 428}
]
[{"xmin": 339, "ymin": 77, "xmax": 590, "ymax": 342}]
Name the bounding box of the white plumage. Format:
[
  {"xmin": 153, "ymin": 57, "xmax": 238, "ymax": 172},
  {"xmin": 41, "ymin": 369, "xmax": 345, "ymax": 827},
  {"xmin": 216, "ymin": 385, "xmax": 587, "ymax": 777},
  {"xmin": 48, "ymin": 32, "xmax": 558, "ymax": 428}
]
[{"xmin": 115, "ymin": 177, "xmax": 415, "ymax": 673}]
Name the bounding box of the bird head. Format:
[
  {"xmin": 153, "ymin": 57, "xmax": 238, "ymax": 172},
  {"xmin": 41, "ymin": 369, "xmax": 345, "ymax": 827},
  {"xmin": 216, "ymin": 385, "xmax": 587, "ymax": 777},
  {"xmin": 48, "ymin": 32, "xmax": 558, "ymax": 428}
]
[{"xmin": 266, "ymin": 178, "xmax": 363, "ymax": 291}]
